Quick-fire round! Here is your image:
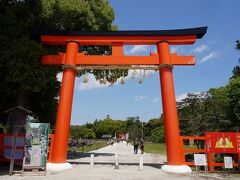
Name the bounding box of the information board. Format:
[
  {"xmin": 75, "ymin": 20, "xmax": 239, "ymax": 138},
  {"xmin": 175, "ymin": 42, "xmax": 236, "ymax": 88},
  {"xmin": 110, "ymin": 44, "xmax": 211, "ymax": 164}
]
[
  {"xmin": 224, "ymin": 157, "xmax": 233, "ymax": 169},
  {"xmin": 205, "ymin": 132, "xmax": 240, "ymax": 153},
  {"xmin": 24, "ymin": 123, "xmax": 49, "ymax": 167},
  {"xmin": 194, "ymin": 154, "xmax": 207, "ymax": 166}
]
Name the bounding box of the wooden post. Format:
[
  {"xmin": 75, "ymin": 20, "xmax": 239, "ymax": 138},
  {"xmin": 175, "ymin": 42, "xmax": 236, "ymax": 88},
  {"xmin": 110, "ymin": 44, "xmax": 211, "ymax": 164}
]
[
  {"xmin": 139, "ymin": 156, "xmax": 143, "ymax": 171},
  {"xmin": 9, "ymin": 128, "xmax": 18, "ymax": 175},
  {"xmin": 115, "ymin": 154, "xmax": 119, "ymax": 169},
  {"xmin": 208, "ymin": 152, "xmax": 214, "ymax": 172},
  {"xmin": 90, "ymin": 154, "xmax": 94, "ymax": 167}
]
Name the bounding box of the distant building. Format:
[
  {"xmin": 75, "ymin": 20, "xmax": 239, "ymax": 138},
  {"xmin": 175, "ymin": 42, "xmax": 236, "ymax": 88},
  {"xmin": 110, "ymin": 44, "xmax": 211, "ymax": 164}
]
[
  {"xmin": 117, "ymin": 133, "xmax": 126, "ymax": 140},
  {"xmin": 101, "ymin": 134, "xmax": 112, "ymax": 139}
]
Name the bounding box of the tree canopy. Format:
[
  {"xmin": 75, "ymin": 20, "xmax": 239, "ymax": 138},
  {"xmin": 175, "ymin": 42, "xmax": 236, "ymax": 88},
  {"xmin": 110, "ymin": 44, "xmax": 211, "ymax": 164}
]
[
  {"xmin": 178, "ymin": 40, "xmax": 240, "ymax": 134},
  {"xmin": 0, "ymin": 0, "xmax": 115, "ymax": 127}
]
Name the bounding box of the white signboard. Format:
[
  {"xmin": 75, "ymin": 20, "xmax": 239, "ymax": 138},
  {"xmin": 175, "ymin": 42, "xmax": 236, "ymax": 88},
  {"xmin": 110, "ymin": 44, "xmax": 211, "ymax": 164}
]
[
  {"xmin": 194, "ymin": 154, "xmax": 207, "ymax": 166},
  {"xmin": 224, "ymin": 157, "xmax": 233, "ymax": 169}
]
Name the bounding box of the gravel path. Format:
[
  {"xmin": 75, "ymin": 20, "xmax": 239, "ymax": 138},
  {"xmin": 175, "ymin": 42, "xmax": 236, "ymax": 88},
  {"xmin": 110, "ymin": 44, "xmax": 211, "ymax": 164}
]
[{"xmin": 1, "ymin": 141, "xmax": 239, "ymax": 180}]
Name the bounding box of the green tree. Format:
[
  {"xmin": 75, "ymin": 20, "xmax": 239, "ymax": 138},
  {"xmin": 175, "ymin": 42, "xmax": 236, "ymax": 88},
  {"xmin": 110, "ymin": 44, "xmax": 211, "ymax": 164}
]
[
  {"xmin": 126, "ymin": 116, "xmax": 143, "ymax": 139},
  {"xmin": 0, "ymin": 0, "xmax": 115, "ymax": 127},
  {"xmin": 70, "ymin": 125, "xmax": 96, "ymax": 139},
  {"xmin": 149, "ymin": 126, "xmax": 165, "ymax": 143},
  {"xmin": 178, "ymin": 80, "xmax": 239, "ymax": 135},
  {"xmin": 227, "ymin": 40, "xmax": 240, "ymax": 130},
  {"xmin": 93, "ymin": 118, "xmax": 127, "ymax": 138},
  {"xmin": 177, "ymin": 92, "xmax": 230, "ymax": 136},
  {"xmin": 227, "ymin": 77, "xmax": 240, "ymax": 131},
  {"xmin": 231, "ymin": 40, "xmax": 240, "ymax": 79},
  {"xmin": 144, "ymin": 116, "xmax": 163, "ymax": 138}
]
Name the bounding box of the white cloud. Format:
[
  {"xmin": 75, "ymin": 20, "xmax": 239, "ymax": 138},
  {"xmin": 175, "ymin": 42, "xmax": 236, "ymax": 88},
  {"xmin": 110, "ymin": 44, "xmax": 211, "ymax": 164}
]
[
  {"xmin": 125, "ymin": 45, "xmax": 150, "ymax": 55},
  {"xmin": 77, "ymin": 69, "xmax": 157, "ymax": 91},
  {"xmin": 76, "ymin": 73, "xmax": 110, "ymax": 90},
  {"xmin": 57, "ymin": 72, "xmax": 109, "ymax": 91},
  {"xmin": 171, "ymin": 46, "xmax": 182, "ymax": 53},
  {"xmin": 134, "ymin": 96, "xmax": 147, "ymax": 101},
  {"xmin": 152, "ymin": 98, "xmax": 159, "ymax": 103},
  {"xmin": 152, "ymin": 47, "xmax": 157, "ymax": 53},
  {"xmin": 176, "ymin": 93, "xmax": 188, "ymax": 102},
  {"xmin": 57, "ymin": 68, "xmax": 157, "ymax": 91},
  {"xmin": 200, "ymin": 51, "xmax": 219, "ymax": 63},
  {"xmin": 176, "ymin": 92, "xmax": 204, "ymax": 102},
  {"xmin": 192, "ymin": 44, "xmax": 208, "ymax": 53}
]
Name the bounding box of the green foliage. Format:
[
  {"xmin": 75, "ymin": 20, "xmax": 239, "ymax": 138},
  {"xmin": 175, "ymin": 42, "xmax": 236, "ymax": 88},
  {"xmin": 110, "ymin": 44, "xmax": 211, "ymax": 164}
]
[
  {"xmin": 149, "ymin": 126, "xmax": 165, "ymax": 143},
  {"xmin": 144, "ymin": 117, "xmax": 163, "ymax": 138},
  {"xmin": 148, "ymin": 117, "xmax": 163, "ymax": 128},
  {"xmin": 40, "ymin": 0, "xmax": 114, "ymax": 31},
  {"xmin": 93, "ymin": 118, "xmax": 127, "ymax": 138},
  {"xmin": 0, "ymin": 0, "xmax": 115, "ymax": 127},
  {"xmin": 0, "ymin": 2, "xmax": 60, "ymax": 125},
  {"xmin": 70, "ymin": 116, "xmax": 166, "ymax": 143},
  {"xmin": 231, "ymin": 40, "xmax": 240, "ymax": 79},
  {"xmin": 70, "ymin": 125, "xmax": 96, "ymax": 139},
  {"xmin": 236, "ymin": 40, "xmax": 240, "ymax": 50},
  {"xmin": 0, "ymin": 123, "xmax": 9, "ymax": 133},
  {"xmin": 178, "ymin": 75, "xmax": 240, "ymax": 135},
  {"xmin": 178, "ymin": 91, "xmax": 232, "ymax": 136},
  {"xmin": 126, "ymin": 116, "xmax": 143, "ymax": 139},
  {"xmin": 227, "ymin": 77, "xmax": 240, "ymax": 131}
]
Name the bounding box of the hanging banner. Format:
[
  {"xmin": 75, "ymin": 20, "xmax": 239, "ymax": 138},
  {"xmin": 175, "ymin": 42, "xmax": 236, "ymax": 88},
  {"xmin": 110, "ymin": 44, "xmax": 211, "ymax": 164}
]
[{"xmin": 24, "ymin": 123, "xmax": 49, "ymax": 167}]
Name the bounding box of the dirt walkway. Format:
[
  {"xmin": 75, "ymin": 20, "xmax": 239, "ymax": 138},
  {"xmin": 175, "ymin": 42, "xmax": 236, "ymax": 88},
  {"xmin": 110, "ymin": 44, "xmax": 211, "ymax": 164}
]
[{"xmin": 0, "ymin": 141, "xmax": 239, "ymax": 180}]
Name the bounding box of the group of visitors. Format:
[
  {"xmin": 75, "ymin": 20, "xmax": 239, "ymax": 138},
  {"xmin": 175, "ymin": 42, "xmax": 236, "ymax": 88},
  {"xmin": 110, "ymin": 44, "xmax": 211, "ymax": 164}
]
[{"xmin": 133, "ymin": 138, "xmax": 144, "ymax": 154}]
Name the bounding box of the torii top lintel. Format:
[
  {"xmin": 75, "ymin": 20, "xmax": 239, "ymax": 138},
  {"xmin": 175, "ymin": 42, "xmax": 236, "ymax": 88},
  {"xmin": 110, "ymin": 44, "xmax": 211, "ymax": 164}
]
[
  {"xmin": 41, "ymin": 27, "xmax": 207, "ymax": 45},
  {"xmin": 41, "ymin": 27, "xmax": 207, "ymax": 66}
]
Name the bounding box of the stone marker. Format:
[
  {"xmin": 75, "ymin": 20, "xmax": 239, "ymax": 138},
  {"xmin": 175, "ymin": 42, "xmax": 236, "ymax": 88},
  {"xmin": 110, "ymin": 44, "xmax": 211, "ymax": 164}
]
[{"xmin": 90, "ymin": 154, "xmax": 94, "ymax": 167}]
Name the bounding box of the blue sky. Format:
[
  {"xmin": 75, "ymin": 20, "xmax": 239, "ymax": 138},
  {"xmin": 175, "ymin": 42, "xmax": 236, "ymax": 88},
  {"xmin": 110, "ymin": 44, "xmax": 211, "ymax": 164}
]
[{"xmin": 67, "ymin": 0, "xmax": 239, "ymax": 125}]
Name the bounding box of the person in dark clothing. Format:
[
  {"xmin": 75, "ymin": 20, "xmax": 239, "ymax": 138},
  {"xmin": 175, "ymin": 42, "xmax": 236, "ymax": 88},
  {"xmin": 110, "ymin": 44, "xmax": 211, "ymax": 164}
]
[
  {"xmin": 140, "ymin": 139, "xmax": 144, "ymax": 154},
  {"xmin": 133, "ymin": 138, "xmax": 139, "ymax": 154}
]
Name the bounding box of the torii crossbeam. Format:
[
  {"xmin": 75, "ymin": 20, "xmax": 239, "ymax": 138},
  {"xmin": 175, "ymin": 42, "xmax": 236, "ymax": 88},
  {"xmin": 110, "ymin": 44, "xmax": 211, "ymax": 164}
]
[{"xmin": 41, "ymin": 27, "xmax": 207, "ymax": 173}]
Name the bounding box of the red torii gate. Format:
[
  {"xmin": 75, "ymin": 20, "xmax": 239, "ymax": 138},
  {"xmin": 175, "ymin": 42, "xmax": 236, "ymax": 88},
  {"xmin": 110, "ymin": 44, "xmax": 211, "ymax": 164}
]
[{"xmin": 41, "ymin": 27, "xmax": 207, "ymax": 173}]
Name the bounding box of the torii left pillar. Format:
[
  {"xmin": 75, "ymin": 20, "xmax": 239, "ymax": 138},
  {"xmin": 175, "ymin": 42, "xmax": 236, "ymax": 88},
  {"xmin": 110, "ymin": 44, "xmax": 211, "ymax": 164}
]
[{"xmin": 47, "ymin": 41, "xmax": 78, "ymax": 171}]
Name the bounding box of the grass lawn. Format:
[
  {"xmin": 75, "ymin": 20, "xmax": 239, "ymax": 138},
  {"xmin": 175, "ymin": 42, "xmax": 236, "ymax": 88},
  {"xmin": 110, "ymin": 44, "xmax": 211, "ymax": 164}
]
[
  {"xmin": 144, "ymin": 143, "xmax": 198, "ymax": 154},
  {"xmin": 144, "ymin": 143, "xmax": 166, "ymax": 154}
]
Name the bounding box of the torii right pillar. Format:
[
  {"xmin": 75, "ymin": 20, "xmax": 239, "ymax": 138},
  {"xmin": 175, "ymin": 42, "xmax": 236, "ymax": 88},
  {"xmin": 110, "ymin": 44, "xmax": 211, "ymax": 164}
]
[{"xmin": 157, "ymin": 41, "xmax": 192, "ymax": 173}]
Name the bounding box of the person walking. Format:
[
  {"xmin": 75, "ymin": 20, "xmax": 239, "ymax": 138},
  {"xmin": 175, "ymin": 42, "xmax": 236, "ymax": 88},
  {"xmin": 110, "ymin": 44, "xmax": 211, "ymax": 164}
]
[
  {"xmin": 133, "ymin": 138, "xmax": 139, "ymax": 154},
  {"xmin": 73, "ymin": 143, "xmax": 78, "ymax": 157},
  {"xmin": 140, "ymin": 139, "xmax": 144, "ymax": 154}
]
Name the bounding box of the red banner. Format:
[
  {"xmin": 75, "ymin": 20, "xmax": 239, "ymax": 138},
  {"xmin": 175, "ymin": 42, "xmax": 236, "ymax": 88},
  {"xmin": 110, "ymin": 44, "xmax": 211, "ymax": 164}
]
[{"xmin": 205, "ymin": 132, "xmax": 240, "ymax": 153}]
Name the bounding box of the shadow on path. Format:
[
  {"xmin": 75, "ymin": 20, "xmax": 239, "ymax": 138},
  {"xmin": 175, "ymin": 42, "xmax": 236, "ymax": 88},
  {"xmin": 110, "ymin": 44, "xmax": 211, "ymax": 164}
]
[
  {"xmin": 67, "ymin": 152, "xmax": 114, "ymax": 160},
  {"xmin": 69, "ymin": 161, "xmax": 164, "ymax": 170}
]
